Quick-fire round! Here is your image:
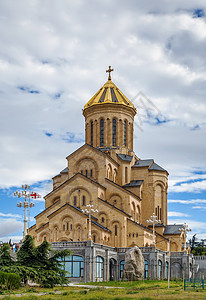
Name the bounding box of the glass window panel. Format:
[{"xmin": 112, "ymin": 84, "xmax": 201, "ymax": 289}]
[
  {"xmin": 65, "ymin": 261, "xmax": 72, "ymax": 277},
  {"xmin": 73, "ymin": 255, "xmax": 83, "ymax": 261},
  {"xmin": 73, "ymin": 262, "xmax": 80, "ymax": 277}
]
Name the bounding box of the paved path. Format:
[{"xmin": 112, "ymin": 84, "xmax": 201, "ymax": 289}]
[{"xmin": 68, "ymin": 282, "xmax": 123, "ymax": 289}]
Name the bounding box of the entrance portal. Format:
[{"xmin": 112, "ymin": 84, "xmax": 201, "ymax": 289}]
[{"xmin": 109, "ymin": 258, "xmax": 117, "ymax": 281}]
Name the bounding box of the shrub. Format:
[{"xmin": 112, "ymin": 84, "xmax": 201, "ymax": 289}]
[{"xmin": 0, "ymin": 271, "xmax": 20, "ymax": 290}]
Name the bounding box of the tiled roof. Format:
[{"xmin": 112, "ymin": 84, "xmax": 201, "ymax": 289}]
[
  {"xmin": 132, "ymin": 159, "xmax": 168, "ymax": 173},
  {"xmin": 164, "ymin": 224, "xmax": 183, "ymax": 235},
  {"xmin": 149, "ymin": 162, "xmax": 167, "ymax": 172},
  {"xmin": 91, "ymin": 220, "xmax": 111, "ymax": 232},
  {"xmin": 133, "ymin": 159, "xmax": 154, "ymax": 167},
  {"xmin": 60, "ymin": 167, "xmax": 68, "ymax": 174},
  {"xmin": 117, "ymin": 154, "xmax": 133, "ymax": 162},
  {"xmin": 123, "ymin": 180, "xmax": 143, "ymax": 187}
]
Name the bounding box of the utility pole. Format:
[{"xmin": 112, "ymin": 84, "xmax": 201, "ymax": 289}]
[
  {"xmin": 14, "ymin": 185, "xmax": 35, "ymax": 238},
  {"xmin": 146, "ymin": 212, "xmax": 161, "ymax": 246},
  {"xmin": 82, "ymin": 204, "xmax": 98, "ymax": 240}
]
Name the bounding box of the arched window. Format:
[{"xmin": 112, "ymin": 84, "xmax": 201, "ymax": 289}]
[
  {"xmin": 96, "ymin": 256, "xmax": 104, "ymax": 278},
  {"xmin": 144, "ymin": 260, "xmax": 149, "ymax": 279},
  {"xmin": 93, "ymin": 235, "xmax": 96, "ymax": 242},
  {"xmin": 82, "ymin": 195, "xmax": 85, "ymax": 206},
  {"xmin": 85, "ymin": 170, "xmax": 88, "ymax": 177},
  {"xmin": 60, "ymin": 255, "xmax": 84, "ymax": 278},
  {"xmin": 166, "ymin": 261, "xmax": 169, "ymax": 279},
  {"xmin": 91, "ymin": 121, "xmax": 93, "ymax": 146},
  {"xmin": 90, "ymin": 169, "xmax": 93, "ymax": 177},
  {"xmin": 115, "ymin": 225, "xmax": 118, "ymax": 236},
  {"xmin": 158, "ymin": 260, "xmax": 162, "ymax": 279},
  {"xmin": 124, "ymin": 120, "xmax": 127, "ymax": 146},
  {"xmin": 125, "ymin": 167, "xmax": 128, "ymax": 184},
  {"xmin": 120, "ymin": 260, "xmax": 125, "ymax": 278},
  {"xmin": 100, "ymin": 119, "xmax": 104, "ymax": 147},
  {"xmin": 112, "ymin": 119, "xmax": 116, "ymax": 146},
  {"xmin": 74, "ymin": 196, "xmax": 77, "ymax": 206}
]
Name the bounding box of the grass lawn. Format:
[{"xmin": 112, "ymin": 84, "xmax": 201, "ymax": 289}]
[{"xmin": 0, "ymin": 280, "xmax": 205, "ymax": 299}]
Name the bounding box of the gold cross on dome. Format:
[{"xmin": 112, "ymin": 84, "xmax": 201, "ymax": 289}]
[{"xmin": 106, "ymin": 66, "xmax": 114, "ymax": 80}]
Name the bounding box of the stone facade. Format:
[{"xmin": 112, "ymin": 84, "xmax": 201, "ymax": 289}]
[
  {"xmin": 28, "ymin": 69, "xmax": 193, "ymax": 281},
  {"xmin": 51, "ymin": 241, "xmax": 194, "ymax": 282}
]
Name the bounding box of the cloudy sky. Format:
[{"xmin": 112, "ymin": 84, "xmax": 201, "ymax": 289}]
[{"xmin": 0, "ymin": 0, "xmax": 206, "ymax": 244}]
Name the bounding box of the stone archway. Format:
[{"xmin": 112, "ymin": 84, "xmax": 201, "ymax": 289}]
[{"xmin": 109, "ymin": 258, "xmax": 117, "ymax": 281}]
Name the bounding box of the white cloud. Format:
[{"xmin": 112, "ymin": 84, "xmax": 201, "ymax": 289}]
[
  {"xmin": 0, "ymin": 1, "xmax": 206, "ymax": 239},
  {"xmin": 168, "ymin": 211, "xmax": 190, "ymax": 217},
  {"xmin": 192, "ymin": 206, "xmax": 206, "ymax": 210},
  {"xmin": 0, "ymin": 235, "xmax": 23, "ymax": 243},
  {"xmin": 169, "ymin": 180, "xmax": 206, "ymax": 193},
  {"xmin": 0, "ymin": 219, "xmax": 23, "ymax": 238},
  {"xmin": 0, "ymin": 212, "xmax": 21, "ymax": 218},
  {"xmin": 168, "ymin": 199, "xmax": 206, "ymax": 204}
]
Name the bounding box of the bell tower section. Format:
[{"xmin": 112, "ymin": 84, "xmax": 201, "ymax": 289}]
[{"xmin": 83, "ymin": 67, "xmax": 136, "ymax": 151}]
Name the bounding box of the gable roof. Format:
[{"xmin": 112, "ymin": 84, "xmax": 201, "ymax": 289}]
[
  {"xmin": 123, "ymin": 180, "xmax": 143, "ymax": 187},
  {"xmin": 129, "ymin": 220, "xmax": 169, "ymax": 241},
  {"xmin": 35, "ymin": 199, "xmax": 60, "ymax": 219},
  {"xmin": 105, "ymin": 178, "xmax": 141, "ymax": 201},
  {"xmin": 132, "ymin": 159, "xmax": 154, "ymax": 168},
  {"xmin": 60, "ymin": 167, "xmax": 68, "ymax": 174},
  {"xmin": 132, "ymin": 159, "xmax": 168, "ymax": 174},
  {"xmin": 117, "ymin": 154, "xmax": 133, "ymax": 162},
  {"xmin": 66, "ymin": 143, "xmax": 119, "ymax": 167},
  {"xmin": 164, "ymin": 224, "xmax": 183, "ymax": 235},
  {"xmin": 91, "ymin": 220, "xmax": 111, "ymax": 232},
  {"xmin": 149, "ymin": 162, "xmax": 167, "ymax": 172},
  {"xmin": 98, "ymin": 197, "xmax": 132, "ymax": 217},
  {"xmin": 46, "ymin": 202, "xmax": 110, "ymax": 233},
  {"xmin": 45, "ymin": 172, "xmax": 106, "ymax": 199}
]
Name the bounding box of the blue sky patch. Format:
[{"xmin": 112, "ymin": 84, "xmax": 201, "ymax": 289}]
[
  {"xmin": 18, "ymin": 86, "xmax": 40, "ymax": 94},
  {"xmin": 193, "ymin": 9, "xmax": 205, "ymax": 18},
  {"xmin": 62, "ymin": 132, "xmax": 84, "ymax": 143},
  {"xmin": 44, "ymin": 132, "xmax": 53, "ymax": 137},
  {"xmin": 191, "ymin": 124, "xmax": 200, "ymax": 131}
]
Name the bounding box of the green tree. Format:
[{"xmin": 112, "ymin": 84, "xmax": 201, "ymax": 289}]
[
  {"xmin": 1, "ymin": 235, "xmax": 71, "ymax": 287},
  {"xmin": 0, "ymin": 243, "xmax": 13, "ymax": 266},
  {"xmin": 17, "ymin": 235, "xmax": 37, "ymax": 267}
]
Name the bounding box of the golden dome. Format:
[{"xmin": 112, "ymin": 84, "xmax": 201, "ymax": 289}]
[{"xmin": 83, "ymin": 70, "xmax": 136, "ymax": 113}]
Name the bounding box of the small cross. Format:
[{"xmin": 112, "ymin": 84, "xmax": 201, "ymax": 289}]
[{"xmin": 106, "ymin": 66, "xmax": 114, "ymax": 80}]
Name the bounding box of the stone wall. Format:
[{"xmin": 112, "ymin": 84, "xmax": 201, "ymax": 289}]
[{"xmin": 51, "ymin": 241, "xmax": 195, "ymax": 282}]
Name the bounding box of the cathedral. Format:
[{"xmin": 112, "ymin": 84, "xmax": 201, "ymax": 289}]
[{"xmin": 29, "ymin": 67, "xmax": 193, "ymax": 281}]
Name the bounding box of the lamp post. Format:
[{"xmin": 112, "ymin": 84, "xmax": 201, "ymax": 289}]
[
  {"xmin": 82, "ymin": 204, "xmax": 98, "ymax": 240},
  {"xmin": 168, "ymin": 237, "xmax": 171, "ymax": 289},
  {"xmin": 146, "ymin": 212, "xmax": 161, "ymax": 246},
  {"xmin": 14, "ymin": 185, "xmax": 35, "ymax": 238},
  {"xmin": 179, "ymin": 223, "xmax": 191, "ymax": 251}
]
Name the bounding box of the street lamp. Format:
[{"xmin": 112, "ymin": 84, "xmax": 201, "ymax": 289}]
[
  {"xmin": 82, "ymin": 204, "xmax": 98, "ymax": 240},
  {"xmin": 179, "ymin": 223, "xmax": 191, "ymax": 251},
  {"xmin": 14, "ymin": 185, "xmax": 35, "ymax": 238},
  {"xmin": 146, "ymin": 212, "xmax": 161, "ymax": 246}
]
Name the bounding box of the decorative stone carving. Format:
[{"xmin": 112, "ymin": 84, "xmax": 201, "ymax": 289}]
[{"xmin": 123, "ymin": 246, "xmax": 144, "ymax": 280}]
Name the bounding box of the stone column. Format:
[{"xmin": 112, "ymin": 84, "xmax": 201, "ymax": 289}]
[
  {"xmin": 118, "ymin": 119, "xmax": 123, "ymax": 146},
  {"xmin": 85, "ymin": 122, "xmax": 87, "ymax": 144}
]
